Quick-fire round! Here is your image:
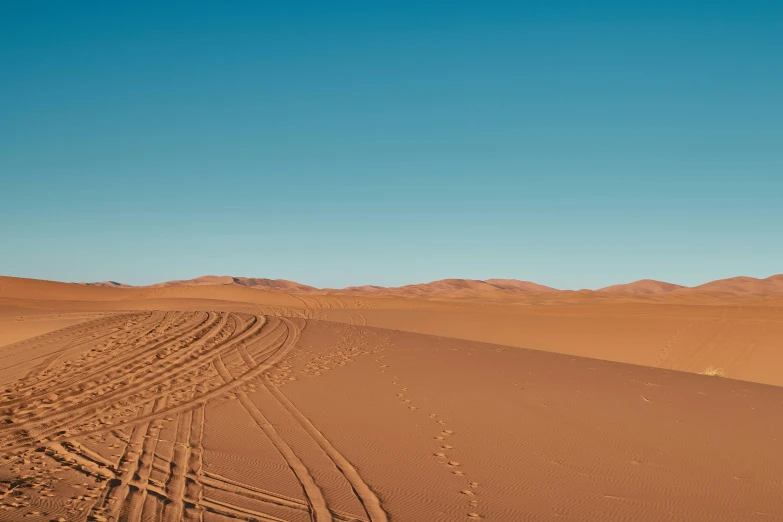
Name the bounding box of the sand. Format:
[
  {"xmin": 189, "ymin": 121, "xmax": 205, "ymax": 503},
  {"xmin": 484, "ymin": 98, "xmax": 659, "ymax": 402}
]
[{"xmin": 1, "ymin": 275, "xmax": 783, "ymax": 520}]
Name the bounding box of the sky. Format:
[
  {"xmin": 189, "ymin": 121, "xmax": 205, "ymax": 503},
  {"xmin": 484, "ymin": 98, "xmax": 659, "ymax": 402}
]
[{"xmin": 1, "ymin": 1, "xmax": 782, "ymax": 289}]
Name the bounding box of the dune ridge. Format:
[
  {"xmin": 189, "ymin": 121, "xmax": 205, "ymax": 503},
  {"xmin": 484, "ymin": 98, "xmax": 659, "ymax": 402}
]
[
  {"xmin": 148, "ymin": 275, "xmax": 318, "ymax": 292},
  {"xmin": 81, "ymin": 281, "xmax": 134, "ymax": 288},
  {"xmin": 4, "ymin": 274, "xmax": 783, "ymax": 388},
  {"xmin": 0, "ymin": 306, "xmax": 781, "ymax": 520},
  {"xmin": 2, "ymin": 275, "xmax": 783, "ymax": 519},
  {"xmin": 685, "ymin": 274, "xmax": 783, "ymax": 295},
  {"xmin": 597, "ymin": 279, "xmax": 685, "ymax": 294},
  {"xmin": 67, "ymin": 273, "xmax": 783, "ymax": 298}
]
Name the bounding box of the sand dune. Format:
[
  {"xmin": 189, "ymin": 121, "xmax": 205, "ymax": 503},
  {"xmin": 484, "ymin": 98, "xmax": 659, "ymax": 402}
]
[
  {"xmin": 79, "ymin": 273, "xmax": 783, "ymax": 300},
  {"xmin": 149, "ymin": 275, "xmax": 318, "ymax": 292},
  {"xmin": 0, "ymin": 307, "xmax": 781, "ymax": 521},
  {"xmin": 232, "ymin": 277, "xmax": 318, "ymax": 292},
  {"xmin": 483, "ymin": 278, "xmax": 558, "ymax": 292},
  {"xmin": 0, "ymin": 275, "xmax": 302, "ymax": 308},
  {"xmin": 338, "ymin": 278, "xmax": 558, "ymax": 296},
  {"xmin": 683, "ymin": 274, "xmax": 783, "ymax": 295},
  {"xmin": 598, "ymin": 279, "xmax": 684, "ymax": 294},
  {"xmin": 322, "ymin": 301, "xmax": 783, "ymax": 387},
  {"xmin": 4, "ymin": 274, "xmax": 783, "ymax": 388},
  {"xmin": 149, "ymin": 275, "xmax": 237, "ymax": 287},
  {"xmin": 126, "ymin": 277, "xmax": 559, "ymax": 296},
  {"xmin": 286, "ymin": 321, "xmax": 783, "ymax": 521},
  {"xmin": 81, "ymin": 281, "xmax": 134, "ymax": 288},
  {"xmin": 3, "ymin": 274, "xmax": 783, "ymax": 520}
]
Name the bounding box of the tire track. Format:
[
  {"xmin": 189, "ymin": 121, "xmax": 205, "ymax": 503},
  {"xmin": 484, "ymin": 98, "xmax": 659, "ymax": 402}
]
[
  {"xmin": 162, "ymin": 388, "xmax": 196, "ymax": 522},
  {"xmin": 5, "ymin": 311, "xmax": 194, "ymax": 403},
  {"xmin": 0, "ymin": 312, "xmax": 134, "ymax": 358},
  {"xmin": 19, "ymin": 312, "xmax": 162, "ymax": 382},
  {"xmin": 184, "ymin": 388, "xmax": 207, "ymax": 522},
  {"xmin": 201, "ymin": 470, "xmax": 309, "ymax": 511},
  {"xmin": 198, "ymin": 471, "xmax": 368, "ymax": 521},
  {"xmin": 0, "ymin": 315, "xmax": 297, "ymax": 453},
  {"xmin": 96, "ymin": 400, "xmax": 157, "ymax": 522},
  {"xmin": 245, "ymin": 317, "xmax": 386, "ymax": 521},
  {"xmin": 0, "ymin": 311, "xmax": 387, "ymax": 522},
  {"xmin": 0, "ymin": 313, "xmax": 232, "ymax": 441},
  {"xmin": 1, "ymin": 325, "xmax": 124, "ymax": 380},
  {"xmin": 0, "ymin": 313, "xmax": 148, "ymax": 386},
  {"xmin": 262, "ymin": 375, "xmax": 387, "ymax": 522},
  {"xmin": 213, "ymin": 352, "xmax": 333, "ymax": 521},
  {"xmin": 126, "ymin": 396, "xmax": 169, "ymax": 521},
  {"xmin": 199, "ymin": 496, "xmax": 290, "ymax": 522}
]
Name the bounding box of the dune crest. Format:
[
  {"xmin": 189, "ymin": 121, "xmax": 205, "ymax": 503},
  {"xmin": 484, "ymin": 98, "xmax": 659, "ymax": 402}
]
[
  {"xmin": 684, "ymin": 274, "xmax": 783, "ymax": 295},
  {"xmin": 598, "ymin": 279, "xmax": 684, "ymax": 294},
  {"xmin": 74, "ymin": 273, "xmax": 783, "ymax": 298},
  {"xmin": 353, "ymin": 278, "xmax": 559, "ymax": 296},
  {"xmin": 81, "ymin": 281, "xmax": 134, "ymax": 288}
]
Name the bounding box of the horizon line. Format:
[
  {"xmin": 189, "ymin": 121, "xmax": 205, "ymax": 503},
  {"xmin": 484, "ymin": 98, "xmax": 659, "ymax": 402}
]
[{"xmin": 4, "ymin": 272, "xmax": 782, "ymax": 293}]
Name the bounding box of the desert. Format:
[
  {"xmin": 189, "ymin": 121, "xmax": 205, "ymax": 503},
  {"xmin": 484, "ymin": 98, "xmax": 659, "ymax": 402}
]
[
  {"xmin": 1, "ymin": 275, "xmax": 783, "ymax": 521},
  {"xmin": 4, "ymin": 2, "xmax": 782, "ymax": 520}
]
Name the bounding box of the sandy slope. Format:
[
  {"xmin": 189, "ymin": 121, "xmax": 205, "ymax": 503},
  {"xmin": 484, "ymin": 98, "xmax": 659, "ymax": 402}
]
[
  {"xmin": 148, "ymin": 276, "xmax": 317, "ymax": 292},
  {"xmin": 0, "ymin": 313, "xmax": 109, "ymax": 349},
  {"xmin": 597, "ymin": 279, "xmax": 685, "ymax": 294},
  {"xmin": 319, "ymin": 302, "xmax": 783, "ymax": 387},
  {"xmin": 3, "ymin": 275, "xmax": 783, "ymax": 388},
  {"xmin": 0, "ymin": 310, "xmax": 781, "ymax": 521},
  {"xmin": 131, "ymin": 274, "xmax": 781, "ymax": 299},
  {"xmin": 339, "ymin": 278, "xmax": 558, "ymax": 296},
  {"xmin": 284, "ymin": 321, "xmax": 783, "ymax": 521},
  {"xmin": 3, "ymin": 274, "xmax": 783, "ymax": 520},
  {"xmin": 684, "ymin": 274, "xmax": 783, "ymax": 295}
]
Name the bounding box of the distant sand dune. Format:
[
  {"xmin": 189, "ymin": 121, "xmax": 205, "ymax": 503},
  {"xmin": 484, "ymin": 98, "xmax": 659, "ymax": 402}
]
[
  {"xmin": 2, "ymin": 309, "xmax": 781, "ymax": 520},
  {"xmin": 64, "ymin": 272, "xmax": 783, "ymax": 299},
  {"xmin": 4, "ymin": 274, "xmax": 783, "ymax": 387},
  {"xmin": 597, "ymin": 279, "xmax": 684, "ymax": 294},
  {"xmin": 2, "ymin": 273, "xmax": 783, "ymax": 520}
]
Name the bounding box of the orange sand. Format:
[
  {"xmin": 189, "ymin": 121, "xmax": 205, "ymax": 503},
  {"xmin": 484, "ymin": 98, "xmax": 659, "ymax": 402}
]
[{"xmin": 1, "ymin": 275, "xmax": 782, "ymax": 521}]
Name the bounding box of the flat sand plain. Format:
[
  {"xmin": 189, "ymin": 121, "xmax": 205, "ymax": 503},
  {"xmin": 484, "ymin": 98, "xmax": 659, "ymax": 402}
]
[{"xmin": 1, "ymin": 276, "xmax": 782, "ymax": 521}]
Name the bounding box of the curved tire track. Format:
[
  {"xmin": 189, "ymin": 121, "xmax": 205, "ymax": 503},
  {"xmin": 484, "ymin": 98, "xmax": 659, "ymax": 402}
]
[{"xmin": 0, "ymin": 311, "xmax": 388, "ymax": 522}]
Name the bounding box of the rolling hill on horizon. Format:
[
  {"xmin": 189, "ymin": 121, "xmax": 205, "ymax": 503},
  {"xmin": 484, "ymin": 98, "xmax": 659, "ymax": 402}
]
[
  {"xmin": 71, "ymin": 273, "xmax": 783, "ymax": 297},
  {"xmin": 597, "ymin": 279, "xmax": 686, "ymax": 294}
]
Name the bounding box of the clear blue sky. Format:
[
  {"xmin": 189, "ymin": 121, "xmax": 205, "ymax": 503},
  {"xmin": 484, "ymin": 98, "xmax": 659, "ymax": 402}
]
[{"xmin": 2, "ymin": 1, "xmax": 781, "ymax": 289}]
